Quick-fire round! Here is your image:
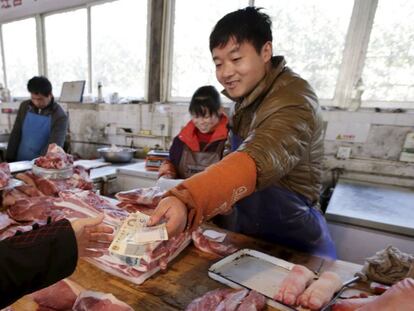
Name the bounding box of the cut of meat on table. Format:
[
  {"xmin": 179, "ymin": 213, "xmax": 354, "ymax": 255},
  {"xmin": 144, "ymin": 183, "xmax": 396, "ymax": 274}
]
[
  {"xmin": 237, "ymin": 290, "xmax": 267, "ymax": 311},
  {"xmin": 191, "ymin": 227, "xmax": 238, "ymax": 257},
  {"xmin": 185, "ymin": 288, "xmax": 235, "ymax": 311},
  {"xmin": 34, "ymin": 143, "xmax": 74, "ymax": 169},
  {"xmin": 0, "ymin": 224, "xmax": 33, "ymax": 241},
  {"xmin": 32, "ymin": 279, "xmax": 83, "ymax": 310},
  {"xmin": 6, "ymin": 196, "xmax": 64, "ymax": 223},
  {"xmin": 73, "ymin": 291, "xmax": 133, "ymax": 311},
  {"xmin": 216, "ymin": 288, "xmax": 249, "ymax": 310},
  {"xmin": 15, "ymin": 171, "xmax": 93, "ymax": 197},
  {"xmin": 58, "ymin": 190, "xmax": 128, "ymax": 222},
  {"xmin": 297, "ymin": 271, "xmax": 342, "ymax": 310},
  {"xmin": 2, "ymin": 188, "xmax": 30, "ymax": 207},
  {"xmin": 274, "ymin": 264, "xmax": 316, "ymax": 306},
  {"xmin": 15, "ymin": 184, "xmax": 44, "ymax": 197},
  {"xmin": 90, "ymin": 232, "xmax": 192, "ymax": 285},
  {"xmin": 115, "ymin": 187, "xmax": 165, "ymax": 207},
  {"xmin": 0, "ymin": 162, "xmax": 11, "ymax": 188},
  {"xmin": 0, "ymin": 213, "xmax": 14, "ymax": 231},
  {"xmin": 186, "ymin": 289, "xmax": 266, "ymax": 311},
  {"xmin": 116, "ymin": 202, "xmax": 156, "ymax": 215}
]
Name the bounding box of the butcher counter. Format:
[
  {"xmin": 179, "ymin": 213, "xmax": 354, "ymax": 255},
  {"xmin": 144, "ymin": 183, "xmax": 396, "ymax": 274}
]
[{"xmin": 11, "ymin": 228, "xmax": 365, "ymax": 311}]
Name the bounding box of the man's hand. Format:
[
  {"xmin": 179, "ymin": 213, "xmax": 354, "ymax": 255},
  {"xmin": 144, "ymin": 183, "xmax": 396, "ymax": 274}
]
[
  {"xmin": 70, "ymin": 214, "xmax": 114, "ymax": 258},
  {"xmin": 148, "ymin": 196, "xmax": 188, "ymax": 237}
]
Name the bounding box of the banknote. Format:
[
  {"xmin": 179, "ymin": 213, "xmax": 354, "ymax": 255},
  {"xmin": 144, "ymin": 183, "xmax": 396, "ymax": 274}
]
[{"xmin": 109, "ymin": 212, "xmax": 168, "ymax": 258}]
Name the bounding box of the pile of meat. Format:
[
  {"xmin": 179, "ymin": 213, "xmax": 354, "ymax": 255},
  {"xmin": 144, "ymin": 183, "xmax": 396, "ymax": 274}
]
[
  {"xmin": 32, "ymin": 279, "xmax": 133, "ymax": 311},
  {"xmin": 115, "ymin": 186, "xmax": 165, "ymax": 214},
  {"xmin": 186, "ymin": 288, "xmax": 266, "ymax": 311},
  {"xmin": 34, "ymin": 143, "xmax": 74, "ymax": 169},
  {"xmin": 192, "ymin": 227, "xmax": 238, "ymax": 257},
  {"xmin": 14, "ymin": 166, "xmax": 93, "ymax": 196},
  {"xmin": 0, "ymin": 162, "xmax": 11, "ymax": 188}
]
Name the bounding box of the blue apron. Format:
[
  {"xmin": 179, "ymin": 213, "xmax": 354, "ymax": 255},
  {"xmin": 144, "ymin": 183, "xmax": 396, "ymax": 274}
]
[
  {"xmin": 16, "ymin": 111, "xmax": 51, "ymax": 161},
  {"xmin": 215, "ymin": 132, "xmax": 336, "ymax": 259}
]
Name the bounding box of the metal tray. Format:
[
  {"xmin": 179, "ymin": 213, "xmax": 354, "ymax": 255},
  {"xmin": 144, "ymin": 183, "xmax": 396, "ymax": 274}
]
[
  {"xmin": 32, "ymin": 163, "xmax": 73, "ymax": 179},
  {"xmin": 208, "ymin": 248, "xmax": 300, "ymax": 311}
]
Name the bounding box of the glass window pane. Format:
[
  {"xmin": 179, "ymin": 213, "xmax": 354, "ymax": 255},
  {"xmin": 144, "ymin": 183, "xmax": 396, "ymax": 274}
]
[
  {"xmin": 171, "ymin": 0, "xmax": 249, "ymax": 99},
  {"xmin": 91, "ymin": 0, "xmax": 148, "ymax": 99},
  {"xmin": 256, "ymin": 0, "xmax": 354, "ymax": 99},
  {"xmin": 362, "ymin": 0, "xmax": 414, "ymax": 104},
  {"xmin": 3, "ymin": 18, "xmax": 38, "ymax": 98},
  {"xmin": 45, "ymin": 9, "xmax": 88, "ymax": 98}
]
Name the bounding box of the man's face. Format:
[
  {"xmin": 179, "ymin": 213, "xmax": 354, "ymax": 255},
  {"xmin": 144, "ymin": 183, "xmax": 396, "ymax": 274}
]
[
  {"xmin": 212, "ymin": 37, "xmax": 272, "ymax": 98},
  {"xmin": 31, "ymin": 93, "xmax": 52, "ymax": 109}
]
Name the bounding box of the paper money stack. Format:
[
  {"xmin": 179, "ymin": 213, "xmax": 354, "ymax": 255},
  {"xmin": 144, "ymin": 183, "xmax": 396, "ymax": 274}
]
[{"xmin": 109, "ymin": 211, "xmax": 168, "ymax": 264}]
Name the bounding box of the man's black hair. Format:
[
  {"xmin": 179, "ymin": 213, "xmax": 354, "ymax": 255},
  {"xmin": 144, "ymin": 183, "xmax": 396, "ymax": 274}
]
[
  {"xmin": 209, "ymin": 6, "xmax": 272, "ymax": 54},
  {"xmin": 189, "ymin": 85, "xmax": 221, "ymax": 117},
  {"xmin": 27, "ymin": 76, "xmax": 52, "ymax": 97}
]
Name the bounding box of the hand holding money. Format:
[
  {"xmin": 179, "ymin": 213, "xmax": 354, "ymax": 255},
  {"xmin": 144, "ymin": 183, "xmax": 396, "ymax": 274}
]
[{"xmin": 109, "ymin": 212, "xmax": 168, "ymax": 258}]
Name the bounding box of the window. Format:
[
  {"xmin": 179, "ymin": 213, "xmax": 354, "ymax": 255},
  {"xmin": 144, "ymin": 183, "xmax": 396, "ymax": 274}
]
[
  {"xmin": 255, "ymin": 0, "xmax": 354, "ymax": 100},
  {"xmin": 45, "ymin": 9, "xmax": 88, "ymax": 98},
  {"xmin": 2, "ymin": 18, "xmax": 38, "ymax": 97},
  {"xmin": 361, "ymin": 0, "xmax": 414, "ymax": 106},
  {"xmin": 170, "ymin": 0, "xmax": 249, "ymax": 100},
  {"xmin": 91, "ymin": 0, "xmax": 148, "ymax": 99}
]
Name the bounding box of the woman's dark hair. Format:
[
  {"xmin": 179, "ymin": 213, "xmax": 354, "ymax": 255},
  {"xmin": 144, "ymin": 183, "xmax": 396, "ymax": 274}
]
[
  {"xmin": 27, "ymin": 76, "xmax": 52, "ymax": 97},
  {"xmin": 210, "ymin": 6, "xmax": 272, "ymax": 54},
  {"xmin": 189, "ymin": 85, "xmax": 221, "ymax": 117}
]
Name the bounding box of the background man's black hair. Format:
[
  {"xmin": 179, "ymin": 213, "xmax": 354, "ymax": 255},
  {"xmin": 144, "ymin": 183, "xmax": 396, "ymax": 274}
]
[
  {"xmin": 189, "ymin": 85, "xmax": 221, "ymax": 117},
  {"xmin": 209, "ymin": 6, "xmax": 272, "ymax": 54},
  {"xmin": 27, "ymin": 76, "xmax": 53, "ymax": 97}
]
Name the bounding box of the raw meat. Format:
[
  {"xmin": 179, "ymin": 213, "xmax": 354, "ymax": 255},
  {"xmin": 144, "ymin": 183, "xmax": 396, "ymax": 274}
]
[
  {"xmin": 115, "ymin": 187, "xmax": 165, "ymax": 207},
  {"xmin": 0, "ymin": 162, "xmax": 11, "ymax": 188},
  {"xmin": 32, "ymin": 279, "xmax": 83, "ymax": 310},
  {"xmin": 192, "ymin": 227, "xmax": 238, "ymax": 257},
  {"xmin": 15, "ymin": 184, "xmax": 44, "ymax": 197},
  {"xmin": 237, "ymin": 290, "xmax": 267, "ymax": 311},
  {"xmin": 7, "ymin": 196, "xmax": 63, "ymax": 223},
  {"xmin": 73, "ymin": 291, "xmax": 133, "ymax": 311},
  {"xmin": 186, "ymin": 289, "xmax": 266, "ymax": 311},
  {"xmin": 16, "ymin": 171, "xmax": 93, "ymax": 197},
  {"xmin": 297, "ymin": 271, "xmax": 342, "ymax": 310},
  {"xmin": 186, "ymin": 288, "xmax": 234, "ymax": 311},
  {"xmin": 215, "ymin": 288, "xmax": 249, "ymax": 310},
  {"xmin": 274, "ymin": 264, "xmax": 315, "ymax": 306},
  {"xmin": 0, "ymin": 213, "xmax": 14, "ymax": 231},
  {"xmin": 34, "ymin": 143, "xmax": 74, "ymax": 169}
]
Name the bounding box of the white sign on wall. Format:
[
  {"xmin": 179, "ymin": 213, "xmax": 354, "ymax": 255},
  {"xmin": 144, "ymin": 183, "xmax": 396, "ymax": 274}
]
[{"xmin": 0, "ymin": 0, "xmax": 95, "ymax": 23}]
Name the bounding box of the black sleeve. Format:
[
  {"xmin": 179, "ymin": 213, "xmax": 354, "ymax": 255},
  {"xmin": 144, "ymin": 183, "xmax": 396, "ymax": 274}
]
[
  {"xmin": 0, "ymin": 219, "xmax": 78, "ymax": 308},
  {"xmin": 5, "ymin": 102, "xmax": 28, "ymax": 162}
]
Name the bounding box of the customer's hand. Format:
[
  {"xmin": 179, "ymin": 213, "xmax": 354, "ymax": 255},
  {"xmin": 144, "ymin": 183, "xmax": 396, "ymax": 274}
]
[
  {"xmin": 71, "ymin": 214, "xmax": 114, "ymax": 258},
  {"xmin": 148, "ymin": 196, "xmax": 187, "ymax": 237}
]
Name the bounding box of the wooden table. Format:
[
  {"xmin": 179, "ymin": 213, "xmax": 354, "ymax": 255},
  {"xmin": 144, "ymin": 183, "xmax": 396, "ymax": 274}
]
[{"xmin": 12, "ymin": 229, "xmax": 364, "ymax": 310}]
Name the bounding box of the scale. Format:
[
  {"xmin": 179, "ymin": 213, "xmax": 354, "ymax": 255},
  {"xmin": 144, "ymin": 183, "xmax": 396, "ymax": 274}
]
[{"xmin": 145, "ymin": 150, "xmax": 169, "ymax": 171}]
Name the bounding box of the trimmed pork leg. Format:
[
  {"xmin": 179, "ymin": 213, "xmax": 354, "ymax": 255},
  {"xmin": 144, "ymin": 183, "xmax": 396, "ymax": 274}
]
[
  {"xmin": 297, "ymin": 271, "xmax": 342, "ymax": 310},
  {"xmin": 274, "ymin": 264, "xmax": 315, "ymax": 306}
]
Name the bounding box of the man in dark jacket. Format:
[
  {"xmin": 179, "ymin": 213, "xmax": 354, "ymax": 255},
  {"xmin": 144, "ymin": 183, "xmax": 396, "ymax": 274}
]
[{"xmin": 6, "ymin": 76, "xmax": 68, "ymax": 162}]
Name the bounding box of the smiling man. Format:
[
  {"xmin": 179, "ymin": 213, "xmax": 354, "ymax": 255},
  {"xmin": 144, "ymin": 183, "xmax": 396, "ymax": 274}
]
[
  {"xmin": 6, "ymin": 76, "xmax": 68, "ymax": 162},
  {"xmin": 150, "ymin": 7, "xmax": 336, "ymax": 258}
]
